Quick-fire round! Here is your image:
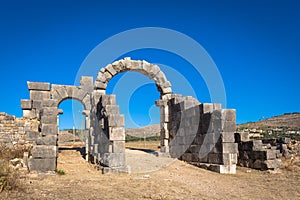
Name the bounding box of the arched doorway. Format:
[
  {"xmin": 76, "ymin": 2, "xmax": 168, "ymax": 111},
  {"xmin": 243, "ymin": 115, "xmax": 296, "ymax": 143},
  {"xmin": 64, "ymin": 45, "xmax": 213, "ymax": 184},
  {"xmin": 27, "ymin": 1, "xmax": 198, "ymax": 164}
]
[
  {"xmin": 57, "ymin": 99, "xmax": 86, "ymax": 158},
  {"xmin": 94, "ymin": 58, "xmax": 173, "ymax": 154}
]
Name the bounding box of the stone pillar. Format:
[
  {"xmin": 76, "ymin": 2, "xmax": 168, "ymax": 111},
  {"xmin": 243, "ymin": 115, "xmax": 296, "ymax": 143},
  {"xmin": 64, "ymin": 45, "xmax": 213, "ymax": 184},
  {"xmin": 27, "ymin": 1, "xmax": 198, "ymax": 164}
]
[
  {"xmin": 24, "ymin": 82, "xmax": 59, "ymax": 172},
  {"xmin": 155, "ymin": 99, "xmax": 170, "ymax": 154}
]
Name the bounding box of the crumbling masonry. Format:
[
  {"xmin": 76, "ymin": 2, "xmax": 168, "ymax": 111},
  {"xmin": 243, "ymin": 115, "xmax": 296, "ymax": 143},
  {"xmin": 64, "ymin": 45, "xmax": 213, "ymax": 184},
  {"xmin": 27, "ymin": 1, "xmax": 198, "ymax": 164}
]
[{"xmin": 19, "ymin": 58, "xmax": 238, "ymax": 174}]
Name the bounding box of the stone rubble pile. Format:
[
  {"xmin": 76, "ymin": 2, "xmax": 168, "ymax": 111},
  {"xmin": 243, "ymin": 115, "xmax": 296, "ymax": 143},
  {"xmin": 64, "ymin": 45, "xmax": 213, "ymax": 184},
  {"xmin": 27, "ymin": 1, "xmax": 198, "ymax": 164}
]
[{"xmin": 235, "ymin": 133, "xmax": 282, "ymax": 170}]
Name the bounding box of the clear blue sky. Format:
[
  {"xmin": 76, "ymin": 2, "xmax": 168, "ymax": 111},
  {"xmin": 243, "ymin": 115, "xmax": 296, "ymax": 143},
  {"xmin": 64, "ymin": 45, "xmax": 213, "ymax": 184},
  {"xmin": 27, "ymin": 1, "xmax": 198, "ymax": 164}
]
[{"xmin": 0, "ymin": 0, "xmax": 299, "ymax": 129}]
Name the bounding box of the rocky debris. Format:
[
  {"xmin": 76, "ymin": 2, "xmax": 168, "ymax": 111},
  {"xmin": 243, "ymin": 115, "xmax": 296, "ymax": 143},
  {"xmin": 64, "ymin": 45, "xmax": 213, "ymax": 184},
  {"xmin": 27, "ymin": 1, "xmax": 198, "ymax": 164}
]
[
  {"xmin": 236, "ymin": 135, "xmax": 300, "ymax": 171},
  {"xmin": 235, "ymin": 133, "xmax": 284, "ymax": 170},
  {"xmin": 9, "ymin": 158, "xmax": 24, "ymax": 170}
]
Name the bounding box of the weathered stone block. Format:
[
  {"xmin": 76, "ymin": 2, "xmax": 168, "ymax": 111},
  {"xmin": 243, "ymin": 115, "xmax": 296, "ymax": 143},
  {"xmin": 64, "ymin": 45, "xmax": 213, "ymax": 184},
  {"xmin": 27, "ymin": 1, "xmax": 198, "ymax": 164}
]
[
  {"xmin": 41, "ymin": 124, "xmax": 58, "ymax": 135},
  {"xmin": 222, "ymin": 121, "xmax": 236, "ymax": 132},
  {"xmin": 31, "ymin": 145, "xmax": 58, "ymax": 158},
  {"xmin": 179, "ymin": 100, "xmax": 197, "ymax": 110},
  {"xmin": 102, "ymin": 153, "xmax": 126, "ymax": 168},
  {"xmin": 36, "ymin": 135, "xmax": 57, "ymax": 145},
  {"xmin": 153, "ymin": 71, "xmax": 167, "ymax": 83},
  {"xmin": 106, "ymin": 64, "xmax": 117, "ymax": 76},
  {"xmin": 213, "ymin": 104, "xmax": 222, "ymax": 110},
  {"xmin": 21, "ymin": 100, "xmax": 32, "ymax": 110},
  {"xmin": 147, "ymin": 64, "xmax": 160, "ymax": 78},
  {"xmin": 112, "ymin": 141, "xmax": 125, "ymax": 153},
  {"xmin": 96, "ymin": 72, "xmax": 107, "ymax": 83},
  {"xmin": 101, "ymin": 95, "xmax": 116, "ymax": 105},
  {"xmin": 94, "ymin": 81, "xmax": 107, "ymax": 90},
  {"xmin": 239, "ymin": 140, "xmax": 262, "ymax": 151},
  {"xmin": 109, "ymin": 127, "xmax": 125, "ymax": 141},
  {"xmin": 202, "ymin": 113, "xmax": 213, "ymax": 133},
  {"xmin": 263, "ymin": 149, "xmax": 276, "ymax": 160},
  {"xmin": 66, "ymin": 86, "xmax": 75, "ymax": 97},
  {"xmin": 80, "ymin": 76, "xmax": 94, "ymax": 92},
  {"xmin": 201, "ymin": 103, "xmax": 214, "ymax": 114},
  {"xmin": 41, "ymin": 107, "xmax": 58, "ymax": 116},
  {"xmin": 105, "ymin": 105, "xmax": 119, "ymax": 114},
  {"xmin": 73, "ymin": 88, "xmax": 87, "ymax": 101},
  {"xmin": 28, "ymin": 158, "xmax": 56, "ymax": 171},
  {"xmin": 221, "ymin": 132, "xmax": 235, "ymax": 143},
  {"xmin": 30, "ymin": 91, "xmax": 50, "ymax": 101},
  {"xmin": 27, "ymin": 82, "xmax": 50, "ymax": 91},
  {"xmin": 223, "ymin": 153, "xmax": 237, "ymax": 165},
  {"xmin": 208, "ymin": 153, "xmax": 223, "ymax": 164},
  {"xmin": 264, "ymin": 159, "xmax": 282, "ymax": 170},
  {"xmin": 56, "ymin": 87, "xmax": 68, "ymax": 99},
  {"xmin": 221, "ymin": 109, "xmax": 236, "ymax": 122},
  {"xmin": 161, "ymin": 87, "xmax": 172, "ymax": 94},
  {"xmin": 181, "ymin": 153, "xmax": 193, "ymax": 162},
  {"xmin": 82, "ymin": 95, "xmax": 91, "ymax": 109},
  {"xmin": 41, "ymin": 115, "xmax": 57, "ymax": 124},
  {"xmin": 234, "ymin": 132, "xmax": 250, "ymax": 142},
  {"xmin": 103, "ymin": 71, "xmax": 112, "ymax": 82},
  {"xmin": 32, "ymin": 100, "xmax": 42, "ymax": 109},
  {"xmin": 222, "ymin": 143, "xmax": 238, "ymax": 153},
  {"xmin": 108, "ymin": 114, "xmax": 124, "ymax": 127},
  {"xmin": 219, "ymin": 164, "xmax": 236, "ymax": 174},
  {"xmin": 26, "ymin": 131, "xmax": 39, "ymax": 141}
]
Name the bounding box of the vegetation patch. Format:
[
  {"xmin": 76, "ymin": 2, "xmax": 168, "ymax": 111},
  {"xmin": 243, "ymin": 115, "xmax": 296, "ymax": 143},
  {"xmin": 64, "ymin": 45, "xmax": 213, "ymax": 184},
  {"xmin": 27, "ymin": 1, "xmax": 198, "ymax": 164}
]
[
  {"xmin": 55, "ymin": 169, "xmax": 66, "ymax": 175},
  {"xmin": 125, "ymin": 135, "xmax": 160, "ymax": 142},
  {"xmin": 0, "ymin": 145, "xmax": 29, "ymax": 193}
]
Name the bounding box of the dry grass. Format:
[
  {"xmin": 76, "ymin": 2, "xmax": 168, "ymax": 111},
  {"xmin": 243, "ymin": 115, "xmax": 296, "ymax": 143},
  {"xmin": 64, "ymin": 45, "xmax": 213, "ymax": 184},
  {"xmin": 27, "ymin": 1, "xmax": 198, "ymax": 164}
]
[
  {"xmin": 283, "ymin": 155, "xmax": 300, "ymax": 172},
  {"xmin": 0, "ymin": 160, "xmax": 20, "ymax": 193},
  {"xmin": 0, "ymin": 144, "xmax": 32, "ymax": 161},
  {"xmin": 0, "ymin": 144, "xmax": 30, "ymax": 193},
  {"xmin": 125, "ymin": 140, "xmax": 160, "ymax": 151}
]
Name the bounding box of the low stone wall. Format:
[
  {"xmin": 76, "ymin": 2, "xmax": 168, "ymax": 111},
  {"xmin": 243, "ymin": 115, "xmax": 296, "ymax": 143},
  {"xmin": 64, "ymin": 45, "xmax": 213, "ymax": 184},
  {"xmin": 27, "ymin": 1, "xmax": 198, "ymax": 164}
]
[
  {"xmin": 235, "ymin": 133, "xmax": 282, "ymax": 170},
  {"xmin": 0, "ymin": 112, "xmax": 38, "ymax": 147},
  {"xmin": 167, "ymin": 96, "xmax": 237, "ymax": 174}
]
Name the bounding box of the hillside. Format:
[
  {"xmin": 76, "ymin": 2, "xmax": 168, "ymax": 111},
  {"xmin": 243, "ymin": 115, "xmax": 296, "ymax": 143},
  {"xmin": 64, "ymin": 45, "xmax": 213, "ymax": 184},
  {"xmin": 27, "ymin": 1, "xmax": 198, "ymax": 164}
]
[
  {"xmin": 126, "ymin": 124, "xmax": 160, "ymax": 137},
  {"xmin": 238, "ymin": 112, "xmax": 300, "ymax": 129}
]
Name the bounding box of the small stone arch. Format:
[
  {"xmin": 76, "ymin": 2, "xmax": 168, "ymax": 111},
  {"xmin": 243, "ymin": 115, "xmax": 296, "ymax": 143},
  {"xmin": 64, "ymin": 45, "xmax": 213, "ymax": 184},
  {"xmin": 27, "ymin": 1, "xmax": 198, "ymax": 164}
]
[
  {"xmin": 51, "ymin": 85, "xmax": 92, "ymax": 111},
  {"xmin": 94, "ymin": 58, "xmax": 172, "ymax": 97}
]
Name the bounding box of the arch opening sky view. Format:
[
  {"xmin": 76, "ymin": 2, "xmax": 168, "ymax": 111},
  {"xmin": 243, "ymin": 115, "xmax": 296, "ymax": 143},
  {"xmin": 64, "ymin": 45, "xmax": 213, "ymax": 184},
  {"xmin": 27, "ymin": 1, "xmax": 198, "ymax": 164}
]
[{"xmin": 0, "ymin": 0, "xmax": 299, "ymax": 129}]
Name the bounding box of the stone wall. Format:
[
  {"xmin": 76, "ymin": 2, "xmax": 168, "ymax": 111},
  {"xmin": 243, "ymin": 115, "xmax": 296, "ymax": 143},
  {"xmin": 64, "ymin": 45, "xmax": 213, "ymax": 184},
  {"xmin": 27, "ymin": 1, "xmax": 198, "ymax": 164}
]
[
  {"xmin": 166, "ymin": 95, "xmax": 238, "ymax": 174},
  {"xmin": 0, "ymin": 112, "xmax": 38, "ymax": 147},
  {"xmin": 88, "ymin": 93, "xmax": 129, "ymax": 173}
]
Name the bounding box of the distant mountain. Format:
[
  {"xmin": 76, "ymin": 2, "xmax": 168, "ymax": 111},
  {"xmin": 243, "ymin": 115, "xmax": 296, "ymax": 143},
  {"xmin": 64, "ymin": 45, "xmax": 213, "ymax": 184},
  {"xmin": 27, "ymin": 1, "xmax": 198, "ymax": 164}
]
[
  {"xmin": 126, "ymin": 124, "xmax": 160, "ymax": 137},
  {"xmin": 238, "ymin": 112, "xmax": 300, "ymax": 129}
]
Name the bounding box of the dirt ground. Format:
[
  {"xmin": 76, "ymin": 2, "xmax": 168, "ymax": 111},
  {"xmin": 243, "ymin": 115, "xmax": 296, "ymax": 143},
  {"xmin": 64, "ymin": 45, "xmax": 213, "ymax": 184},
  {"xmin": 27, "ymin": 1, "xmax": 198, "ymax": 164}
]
[{"xmin": 1, "ymin": 141, "xmax": 300, "ymax": 200}]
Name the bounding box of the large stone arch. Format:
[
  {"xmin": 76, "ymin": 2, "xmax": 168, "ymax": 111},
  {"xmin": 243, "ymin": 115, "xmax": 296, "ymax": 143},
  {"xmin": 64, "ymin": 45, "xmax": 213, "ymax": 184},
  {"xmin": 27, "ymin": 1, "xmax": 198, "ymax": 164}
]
[
  {"xmin": 94, "ymin": 58, "xmax": 172, "ymax": 97},
  {"xmin": 93, "ymin": 58, "xmax": 173, "ymax": 155}
]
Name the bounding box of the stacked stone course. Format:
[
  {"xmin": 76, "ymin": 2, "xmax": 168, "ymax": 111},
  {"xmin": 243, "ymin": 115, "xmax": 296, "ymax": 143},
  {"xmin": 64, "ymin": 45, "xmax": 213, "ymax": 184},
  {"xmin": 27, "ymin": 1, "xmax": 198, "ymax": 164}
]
[
  {"xmin": 235, "ymin": 133, "xmax": 282, "ymax": 170},
  {"xmin": 0, "ymin": 112, "xmax": 38, "ymax": 147},
  {"xmin": 166, "ymin": 96, "xmax": 237, "ymax": 174}
]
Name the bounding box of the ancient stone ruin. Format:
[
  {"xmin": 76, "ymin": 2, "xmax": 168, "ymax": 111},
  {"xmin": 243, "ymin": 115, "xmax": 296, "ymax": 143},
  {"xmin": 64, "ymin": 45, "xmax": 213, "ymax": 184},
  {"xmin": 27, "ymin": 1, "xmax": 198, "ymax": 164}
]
[{"xmin": 3, "ymin": 58, "xmax": 241, "ymax": 174}]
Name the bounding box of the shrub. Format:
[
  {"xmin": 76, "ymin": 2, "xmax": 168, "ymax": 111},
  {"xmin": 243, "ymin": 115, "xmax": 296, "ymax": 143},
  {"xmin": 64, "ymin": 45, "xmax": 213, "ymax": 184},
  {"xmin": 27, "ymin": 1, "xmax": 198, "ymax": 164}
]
[
  {"xmin": 56, "ymin": 169, "xmax": 65, "ymax": 175},
  {"xmin": 0, "ymin": 144, "xmax": 30, "ymax": 193},
  {"xmin": 0, "ymin": 160, "xmax": 20, "ymax": 193}
]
